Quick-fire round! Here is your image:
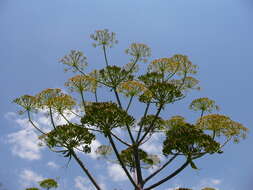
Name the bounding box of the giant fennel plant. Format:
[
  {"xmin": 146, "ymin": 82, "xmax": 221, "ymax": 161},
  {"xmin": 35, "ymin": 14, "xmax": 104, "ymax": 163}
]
[{"xmin": 14, "ymin": 29, "xmax": 248, "ymax": 190}]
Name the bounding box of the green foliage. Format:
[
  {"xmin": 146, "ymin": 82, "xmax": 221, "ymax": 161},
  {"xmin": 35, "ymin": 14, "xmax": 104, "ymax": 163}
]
[
  {"xmin": 119, "ymin": 147, "xmax": 160, "ymax": 169},
  {"xmin": 163, "ymin": 123, "xmax": 220, "ymax": 157},
  {"xmin": 39, "ymin": 179, "xmax": 58, "ymax": 190},
  {"xmin": 138, "ymin": 115, "xmax": 165, "ymax": 133},
  {"xmin": 26, "ymin": 188, "xmax": 40, "ymax": 190},
  {"xmin": 14, "ymin": 29, "xmax": 248, "ymax": 190},
  {"xmin": 98, "ymin": 65, "xmax": 134, "ymax": 87},
  {"xmin": 40, "ymin": 123, "xmax": 95, "ymax": 153},
  {"xmin": 81, "ymin": 102, "xmax": 134, "ymax": 134},
  {"xmin": 25, "ymin": 179, "xmax": 58, "ymax": 190}
]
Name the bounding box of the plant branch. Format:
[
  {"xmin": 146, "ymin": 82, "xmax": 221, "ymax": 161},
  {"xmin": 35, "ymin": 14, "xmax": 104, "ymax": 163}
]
[
  {"xmin": 27, "ymin": 111, "xmax": 46, "ymax": 135},
  {"xmin": 144, "ymin": 160, "xmax": 190, "ymax": 190},
  {"xmin": 79, "ymin": 90, "xmax": 86, "ymax": 112},
  {"xmin": 126, "ymin": 95, "xmax": 134, "ymax": 112},
  {"xmin": 111, "ymin": 132, "xmax": 131, "ymax": 147},
  {"xmin": 70, "ymin": 149, "xmax": 102, "ymax": 190},
  {"xmin": 133, "ymin": 145, "xmax": 143, "ymax": 188},
  {"xmin": 49, "ymin": 107, "xmax": 56, "ymax": 129},
  {"xmin": 107, "ymin": 133, "xmax": 138, "ymax": 189},
  {"xmin": 136, "ymin": 102, "xmax": 150, "ymax": 142},
  {"xmin": 144, "ymin": 154, "xmax": 178, "ymax": 184},
  {"xmin": 138, "ymin": 104, "xmax": 163, "ymax": 145}
]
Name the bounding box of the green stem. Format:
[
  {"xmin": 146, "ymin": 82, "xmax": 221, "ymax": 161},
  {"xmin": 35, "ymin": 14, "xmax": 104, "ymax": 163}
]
[
  {"xmin": 126, "ymin": 96, "xmax": 134, "ymax": 112},
  {"xmin": 80, "ymin": 90, "xmax": 86, "ymax": 112},
  {"xmin": 27, "ymin": 111, "xmax": 46, "ymax": 135},
  {"xmin": 144, "ymin": 161, "xmax": 189, "ymax": 190},
  {"xmin": 94, "ymin": 89, "xmax": 98, "ymax": 102},
  {"xmin": 107, "ymin": 133, "xmax": 138, "ymax": 189},
  {"xmin": 144, "ymin": 154, "xmax": 178, "ymax": 184},
  {"xmin": 71, "ymin": 149, "xmax": 101, "ymax": 190},
  {"xmin": 138, "ymin": 104, "xmax": 163, "ymax": 145},
  {"xmin": 136, "ymin": 103, "xmax": 150, "ymax": 142},
  {"xmin": 49, "ymin": 107, "xmax": 56, "ymax": 129}
]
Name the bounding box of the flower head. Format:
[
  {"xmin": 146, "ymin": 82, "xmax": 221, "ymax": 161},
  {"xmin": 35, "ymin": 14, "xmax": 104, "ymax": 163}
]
[
  {"xmin": 125, "ymin": 43, "xmax": 151, "ymax": 62},
  {"xmin": 117, "ymin": 80, "xmax": 148, "ymax": 97},
  {"xmin": 13, "ymin": 95, "xmax": 38, "ymax": 114},
  {"xmin": 59, "ymin": 50, "xmax": 87, "ymax": 73},
  {"xmin": 90, "ymin": 29, "xmax": 118, "ymax": 48},
  {"xmin": 65, "ymin": 75, "xmax": 97, "ymax": 93},
  {"xmin": 189, "ymin": 97, "xmax": 219, "ymax": 113}
]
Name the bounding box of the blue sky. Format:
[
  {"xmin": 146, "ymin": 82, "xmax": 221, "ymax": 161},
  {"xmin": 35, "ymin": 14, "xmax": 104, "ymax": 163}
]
[{"xmin": 1, "ymin": 0, "xmax": 253, "ymax": 190}]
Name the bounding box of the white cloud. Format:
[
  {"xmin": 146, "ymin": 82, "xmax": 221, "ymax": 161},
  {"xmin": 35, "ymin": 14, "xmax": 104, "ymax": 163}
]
[
  {"xmin": 19, "ymin": 169, "xmax": 43, "ymax": 187},
  {"xmin": 74, "ymin": 176, "xmax": 107, "ymax": 190},
  {"xmin": 7, "ymin": 128, "xmax": 43, "ymax": 160},
  {"xmin": 47, "ymin": 161, "xmax": 59, "ymax": 169},
  {"xmin": 107, "ymin": 164, "xmax": 128, "ymax": 182},
  {"xmin": 211, "ymin": 179, "xmax": 221, "ymax": 185},
  {"xmin": 4, "ymin": 110, "xmax": 78, "ymax": 161},
  {"xmin": 88, "ymin": 139, "xmax": 101, "ymax": 159},
  {"xmin": 5, "ymin": 113, "xmax": 44, "ymax": 160},
  {"xmin": 140, "ymin": 133, "xmax": 164, "ymax": 163},
  {"xmin": 77, "ymin": 139, "xmax": 101, "ymax": 159},
  {"xmin": 74, "ymin": 176, "xmax": 93, "ymax": 190}
]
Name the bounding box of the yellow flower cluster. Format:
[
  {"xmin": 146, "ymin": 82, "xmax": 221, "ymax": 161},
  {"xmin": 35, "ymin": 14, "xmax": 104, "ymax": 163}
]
[
  {"xmin": 149, "ymin": 57, "xmax": 179, "ymax": 74},
  {"xmin": 65, "ymin": 75, "xmax": 97, "ymax": 93},
  {"xmin": 197, "ymin": 114, "xmax": 248, "ymax": 142},
  {"xmin": 189, "ymin": 97, "xmax": 219, "ymax": 113},
  {"xmin": 165, "ymin": 115, "xmax": 186, "ymax": 129},
  {"xmin": 117, "ymin": 80, "xmax": 149, "ymax": 97},
  {"xmin": 36, "ymin": 88, "xmax": 76, "ymax": 112}
]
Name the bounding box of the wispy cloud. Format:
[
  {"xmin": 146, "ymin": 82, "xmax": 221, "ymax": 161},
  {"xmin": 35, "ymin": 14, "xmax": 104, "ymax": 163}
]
[
  {"xmin": 5, "ymin": 112, "xmax": 44, "ymax": 160},
  {"xmin": 107, "ymin": 163, "xmax": 128, "ymax": 182},
  {"xmin": 74, "ymin": 176, "xmax": 93, "ymax": 190},
  {"xmin": 74, "ymin": 176, "xmax": 107, "ymax": 190},
  {"xmin": 47, "ymin": 161, "xmax": 59, "ymax": 169},
  {"xmin": 4, "ymin": 110, "xmax": 78, "ymax": 161},
  {"xmin": 19, "ymin": 169, "xmax": 43, "ymax": 187},
  {"xmin": 7, "ymin": 128, "xmax": 42, "ymax": 160}
]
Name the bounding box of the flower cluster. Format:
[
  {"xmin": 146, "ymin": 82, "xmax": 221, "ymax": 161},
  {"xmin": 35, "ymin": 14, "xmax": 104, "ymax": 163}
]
[
  {"xmin": 40, "ymin": 123, "xmax": 95, "ymax": 151},
  {"xmin": 65, "ymin": 75, "xmax": 97, "ymax": 93},
  {"xmin": 81, "ymin": 102, "xmax": 134, "ymax": 133},
  {"xmin": 163, "ymin": 123, "xmax": 220, "ymax": 156},
  {"xmin": 196, "ymin": 114, "xmax": 248, "ymax": 142},
  {"xmin": 189, "ymin": 97, "xmax": 219, "ymax": 113},
  {"xmin": 59, "ymin": 50, "xmax": 88, "ymax": 72},
  {"xmin": 148, "ymin": 57, "xmax": 179, "ymax": 74},
  {"xmin": 90, "ymin": 29, "xmax": 118, "ymax": 48},
  {"xmin": 125, "ymin": 43, "xmax": 151, "ymax": 62},
  {"xmin": 13, "ymin": 95, "xmax": 38, "ymax": 114},
  {"xmin": 117, "ymin": 80, "xmax": 147, "ymax": 97}
]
